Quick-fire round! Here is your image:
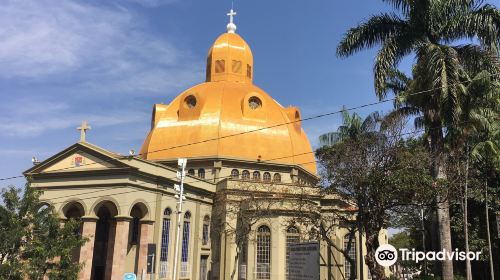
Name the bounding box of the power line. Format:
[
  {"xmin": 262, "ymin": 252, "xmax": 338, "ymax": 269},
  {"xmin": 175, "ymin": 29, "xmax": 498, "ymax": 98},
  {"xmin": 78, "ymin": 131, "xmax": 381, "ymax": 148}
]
[
  {"xmin": 8, "ymin": 123, "xmax": 459, "ymax": 206},
  {"xmin": 0, "ymin": 71, "xmax": 497, "ymax": 183}
]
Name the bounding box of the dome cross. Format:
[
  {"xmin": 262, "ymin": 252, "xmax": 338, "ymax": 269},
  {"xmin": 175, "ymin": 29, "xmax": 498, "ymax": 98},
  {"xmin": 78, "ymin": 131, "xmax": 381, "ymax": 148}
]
[{"xmin": 226, "ymin": 9, "xmax": 237, "ymax": 33}]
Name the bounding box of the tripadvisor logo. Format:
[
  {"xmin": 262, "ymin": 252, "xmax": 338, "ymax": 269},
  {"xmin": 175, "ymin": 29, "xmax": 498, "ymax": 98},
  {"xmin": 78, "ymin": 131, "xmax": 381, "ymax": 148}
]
[
  {"xmin": 375, "ymin": 244, "xmax": 398, "ymax": 267},
  {"xmin": 375, "ymin": 244, "xmax": 482, "ymax": 267}
]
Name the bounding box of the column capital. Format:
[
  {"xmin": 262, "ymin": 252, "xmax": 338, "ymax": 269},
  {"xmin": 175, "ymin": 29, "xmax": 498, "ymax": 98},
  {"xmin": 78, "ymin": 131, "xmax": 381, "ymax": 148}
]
[
  {"xmin": 81, "ymin": 215, "xmax": 99, "ymax": 221},
  {"xmin": 140, "ymin": 219, "xmax": 155, "ymax": 224},
  {"xmin": 114, "ymin": 215, "xmax": 133, "ymax": 221}
]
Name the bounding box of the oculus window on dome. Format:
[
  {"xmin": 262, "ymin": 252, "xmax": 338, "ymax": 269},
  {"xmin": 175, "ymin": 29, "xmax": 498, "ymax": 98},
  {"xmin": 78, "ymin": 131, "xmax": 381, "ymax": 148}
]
[
  {"xmin": 184, "ymin": 95, "xmax": 197, "ymax": 109},
  {"xmin": 249, "ymin": 96, "xmax": 262, "ymax": 110}
]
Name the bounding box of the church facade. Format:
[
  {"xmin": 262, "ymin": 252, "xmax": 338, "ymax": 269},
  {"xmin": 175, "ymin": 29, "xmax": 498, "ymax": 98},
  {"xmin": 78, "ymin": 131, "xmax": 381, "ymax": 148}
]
[{"xmin": 25, "ymin": 12, "xmax": 386, "ymax": 280}]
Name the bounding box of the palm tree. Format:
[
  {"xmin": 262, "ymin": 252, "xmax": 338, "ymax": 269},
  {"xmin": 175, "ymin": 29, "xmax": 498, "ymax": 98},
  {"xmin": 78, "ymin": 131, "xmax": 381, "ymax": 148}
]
[
  {"xmin": 319, "ymin": 108, "xmax": 380, "ymax": 146},
  {"xmin": 337, "ymin": 1, "xmax": 500, "ymax": 278}
]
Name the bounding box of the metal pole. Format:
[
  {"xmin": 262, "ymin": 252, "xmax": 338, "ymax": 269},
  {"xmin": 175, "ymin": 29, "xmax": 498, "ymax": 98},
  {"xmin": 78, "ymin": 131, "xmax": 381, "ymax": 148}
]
[{"xmin": 172, "ymin": 158, "xmax": 187, "ymax": 280}]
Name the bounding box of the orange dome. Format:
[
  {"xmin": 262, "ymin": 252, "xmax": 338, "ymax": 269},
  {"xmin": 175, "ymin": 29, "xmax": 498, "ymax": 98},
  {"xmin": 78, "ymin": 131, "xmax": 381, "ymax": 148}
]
[{"xmin": 140, "ymin": 32, "xmax": 317, "ymax": 175}]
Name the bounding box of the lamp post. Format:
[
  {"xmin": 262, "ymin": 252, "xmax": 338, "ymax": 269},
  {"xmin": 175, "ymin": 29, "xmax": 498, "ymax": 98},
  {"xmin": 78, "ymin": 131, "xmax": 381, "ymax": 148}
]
[{"xmin": 172, "ymin": 158, "xmax": 187, "ymax": 280}]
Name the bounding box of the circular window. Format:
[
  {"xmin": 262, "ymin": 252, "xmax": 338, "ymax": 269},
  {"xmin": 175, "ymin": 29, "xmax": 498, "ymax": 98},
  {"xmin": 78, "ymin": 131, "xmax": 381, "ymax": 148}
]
[
  {"xmin": 248, "ymin": 96, "xmax": 262, "ymax": 110},
  {"xmin": 184, "ymin": 95, "xmax": 197, "ymax": 109}
]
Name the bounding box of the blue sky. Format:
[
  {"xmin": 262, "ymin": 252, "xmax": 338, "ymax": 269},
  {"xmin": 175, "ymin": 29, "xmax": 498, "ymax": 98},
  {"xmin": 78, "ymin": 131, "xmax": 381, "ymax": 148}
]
[{"xmin": 0, "ymin": 0, "xmax": 416, "ymax": 188}]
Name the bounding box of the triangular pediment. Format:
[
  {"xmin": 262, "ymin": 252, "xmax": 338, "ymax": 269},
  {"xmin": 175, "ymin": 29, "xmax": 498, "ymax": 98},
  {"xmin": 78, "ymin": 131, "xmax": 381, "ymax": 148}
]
[{"xmin": 25, "ymin": 142, "xmax": 126, "ymax": 175}]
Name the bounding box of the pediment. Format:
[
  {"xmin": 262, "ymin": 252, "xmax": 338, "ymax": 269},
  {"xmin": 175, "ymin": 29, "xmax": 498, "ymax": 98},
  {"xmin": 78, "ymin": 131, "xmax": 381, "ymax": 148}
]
[
  {"xmin": 43, "ymin": 151, "xmax": 116, "ymax": 172},
  {"xmin": 25, "ymin": 142, "xmax": 125, "ymax": 175}
]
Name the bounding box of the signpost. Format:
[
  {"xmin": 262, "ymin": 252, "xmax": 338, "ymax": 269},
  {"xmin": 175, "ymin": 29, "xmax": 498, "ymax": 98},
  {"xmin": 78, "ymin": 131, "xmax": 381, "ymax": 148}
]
[{"xmin": 288, "ymin": 242, "xmax": 320, "ymax": 280}]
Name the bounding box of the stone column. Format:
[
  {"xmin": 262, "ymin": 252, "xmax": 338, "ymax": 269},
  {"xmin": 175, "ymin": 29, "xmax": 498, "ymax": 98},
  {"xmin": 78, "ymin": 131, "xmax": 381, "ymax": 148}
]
[
  {"xmin": 137, "ymin": 220, "xmax": 155, "ymax": 277},
  {"xmin": 110, "ymin": 216, "xmax": 132, "ymax": 279},
  {"xmin": 214, "ymin": 161, "xmax": 222, "ymax": 182},
  {"xmin": 291, "ymin": 168, "xmax": 299, "ymax": 183},
  {"xmin": 78, "ymin": 216, "xmax": 99, "ymax": 280},
  {"xmin": 104, "ymin": 219, "xmax": 117, "ymax": 280}
]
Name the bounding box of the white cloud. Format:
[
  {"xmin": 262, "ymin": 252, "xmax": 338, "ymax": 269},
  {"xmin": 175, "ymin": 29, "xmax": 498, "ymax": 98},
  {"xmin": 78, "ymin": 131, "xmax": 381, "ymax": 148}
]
[
  {"xmin": 0, "ymin": 110, "xmax": 149, "ymax": 137},
  {"xmin": 0, "ymin": 0, "xmax": 202, "ymax": 93},
  {"xmin": 121, "ymin": 0, "xmax": 179, "ymax": 7}
]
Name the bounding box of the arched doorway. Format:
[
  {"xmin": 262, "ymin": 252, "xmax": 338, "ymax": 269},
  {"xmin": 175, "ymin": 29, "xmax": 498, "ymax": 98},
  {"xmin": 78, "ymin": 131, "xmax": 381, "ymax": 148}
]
[
  {"xmin": 91, "ymin": 201, "xmax": 118, "ymax": 280},
  {"xmin": 129, "ymin": 203, "xmax": 149, "ymax": 274},
  {"xmin": 62, "ymin": 201, "xmax": 85, "ymax": 262}
]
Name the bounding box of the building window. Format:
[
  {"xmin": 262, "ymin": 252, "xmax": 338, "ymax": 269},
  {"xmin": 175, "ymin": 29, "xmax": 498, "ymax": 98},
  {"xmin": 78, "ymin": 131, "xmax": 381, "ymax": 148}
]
[
  {"xmin": 252, "ymin": 171, "xmax": 261, "ymax": 181},
  {"xmin": 202, "ymin": 215, "xmax": 210, "ymax": 245},
  {"xmin": 232, "ymin": 60, "xmax": 242, "ymax": 73},
  {"xmin": 184, "ymin": 95, "xmax": 197, "ymax": 109},
  {"xmin": 181, "ymin": 212, "xmax": 191, "ymax": 278},
  {"xmin": 248, "ymin": 96, "xmax": 262, "ymax": 110},
  {"xmin": 198, "ymin": 168, "xmax": 205, "ymax": 179},
  {"xmin": 130, "ymin": 217, "xmax": 140, "ymax": 244},
  {"xmin": 159, "ymin": 208, "xmax": 172, "ymax": 278},
  {"xmin": 242, "ymin": 170, "xmax": 250, "ymax": 180},
  {"xmin": 231, "ymin": 169, "xmax": 240, "ymax": 179},
  {"xmin": 344, "ymin": 234, "xmax": 357, "ymax": 279},
  {"xmin": 263, "ymin": 172, "xmax": 271, "ymax": 182},
  {"xmin": 273, "ymin": 173, "xmax": 281, "ymax": 183},
  {"xmin": 286, "ymin": 227, "xmax": 300, "ymax": 278},
  {"xmin": 188, "ymin": 169, "xmax": 195, "ymax": 176},
  {"xmin": 256, "ymin": 225, "xmax": 271, "ymax": 279},
  {"xmin": 247, "ymin": 64, "xmax": 252, "ymax": 79},
  {"xmin": 215, "ymin": 59, "xmax": 225, "ymax": 73}
]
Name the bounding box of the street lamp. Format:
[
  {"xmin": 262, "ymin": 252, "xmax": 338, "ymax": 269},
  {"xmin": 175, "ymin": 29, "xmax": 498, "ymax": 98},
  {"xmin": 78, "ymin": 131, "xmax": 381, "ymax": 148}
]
[{"xmin": 172, "ymin": 158, "xmax": 187, "ymax": 280}]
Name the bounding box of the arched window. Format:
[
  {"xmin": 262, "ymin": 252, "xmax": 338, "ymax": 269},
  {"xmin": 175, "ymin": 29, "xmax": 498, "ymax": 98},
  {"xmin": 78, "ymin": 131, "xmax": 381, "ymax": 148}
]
[
  {"xmin": 215, "ymin": 59, "xmax": 225, "ymax": 73},
  {"xmin": 188, "ymin": 169, "xmax": 195, "ymax": 176},
  {"xmin": 231, "ymin": 169, "xmax": 240, "ymax": 179},
  {"xmin": 286, "ymin": 227, "xmax": 300, "ymax": 277},
  {"xmin": 247, "ymin": 64, "xmax": 252, "ymax": 79},
  {"xmin": 256, "ymin": 225, "xmax": 271, "ymax": 279},
  {"xmin": 252, "ymin": 171, "xmax": 261, "ymax": 181},
  {"xmin": 344, "ymin": 234, "xmax": 357, "ymax": 279},
  {"xmin": 181, "ymin": 212, "xmax": 192, "ymax": 278},
  {"xmin": 242, "ymin": 170, "xmax": 250, "ymax": 180},
  {"xmin": 202, "ymin": 215, "xmax": 210, "ymax": 245},
  {"xmin": 263, "ymin": 172, "xmax": 271, "ymax": 182},
  {"xmin": 159, "ymin": 208, "xmax": 172, "ymax": 278},
  {"xmin": 131, "ymin": 217, "xmax": 140, "ymax": 244},
  {"xmin": 198, "ymin": 168, "xmax": 205, "ymax": 179},
  {"xmin": 232, "ymin": 60, "xmax": 242, "ymax": 73},
  {"xmin": 273, "ymin": 173, "xmax": 281, "ymax": 183}
]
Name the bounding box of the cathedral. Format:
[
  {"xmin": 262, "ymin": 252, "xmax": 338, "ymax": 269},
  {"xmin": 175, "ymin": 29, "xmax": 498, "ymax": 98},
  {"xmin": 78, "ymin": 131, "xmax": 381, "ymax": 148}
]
[{"xmin": 25, "ymin": 10, "xmax": 386, "ymax": 280}]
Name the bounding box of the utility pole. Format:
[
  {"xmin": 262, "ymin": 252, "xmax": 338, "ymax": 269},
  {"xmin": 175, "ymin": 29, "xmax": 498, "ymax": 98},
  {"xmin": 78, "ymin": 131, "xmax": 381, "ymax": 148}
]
[{"xmin": 172, "ymin": 158, "xmax": 187, "ymax": 280}]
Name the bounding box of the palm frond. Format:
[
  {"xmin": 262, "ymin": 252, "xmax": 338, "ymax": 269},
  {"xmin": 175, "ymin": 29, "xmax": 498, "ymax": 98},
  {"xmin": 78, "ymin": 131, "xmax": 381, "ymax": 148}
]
[
  {"xmin": 337, "ymin": 13, "xmax": 408, "ymax": 57},
  {"xmin": 381, "ymin": 0, "xmax": 416, "ymax": 16},
  {"xmin": 454, "ymin": 44, "xmax": 500, "ymax": 76},
  {"xmin": 374, "ymin": 35, "xmax": 415, "ymax": 98},
  {"xmin": 445, "ymin": 4, "xmax": 500, "ymax": 51},
  {"xmin": 319, "ymin": 132, "xmax": 343, "ymax": 147}
]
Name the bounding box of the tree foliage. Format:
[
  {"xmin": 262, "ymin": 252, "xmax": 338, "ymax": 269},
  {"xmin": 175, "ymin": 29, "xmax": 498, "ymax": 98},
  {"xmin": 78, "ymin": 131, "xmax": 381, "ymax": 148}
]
[
  {"xmin": 0, "ymin": 183, "xmax": 87, "ymax": 280},
  {"xmin": 316, "ymin": 111, "xmax": 436, "ymax": 280}
]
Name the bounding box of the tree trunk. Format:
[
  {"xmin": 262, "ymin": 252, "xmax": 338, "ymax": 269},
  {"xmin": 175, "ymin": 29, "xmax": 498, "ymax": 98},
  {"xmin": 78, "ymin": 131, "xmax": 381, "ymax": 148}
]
[
  {"xmin": 485, "ymin": 181, "xmax": 495, "ymax": 280},
  {"xmin": 464, "ymin": 147, "xmax": 472, "ymax": 280},
  {"xmin": 430, "ymin": 129, "xmax": 454, "ymax": 280},
  {"xmin": 364, "ymin": 230, "xmax": 386, "ymax": 280},
  {"xmin": 358, "ymin": 206, "xmax": 364, "ymax": 280}
]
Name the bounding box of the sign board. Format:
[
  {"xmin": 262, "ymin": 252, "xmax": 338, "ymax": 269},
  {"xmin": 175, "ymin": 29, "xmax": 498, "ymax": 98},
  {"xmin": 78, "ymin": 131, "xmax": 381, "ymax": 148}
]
[
  {"xmin": 123, "ymin": 273, "xmax": 136, "ymax": 280},
  {"xmin": 147, "ymin": 243, "xmax": 156, "ymax": 273},
  {"xmin": 288, "ymin": 241, "xmax": 320, "ymax": 280}
]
